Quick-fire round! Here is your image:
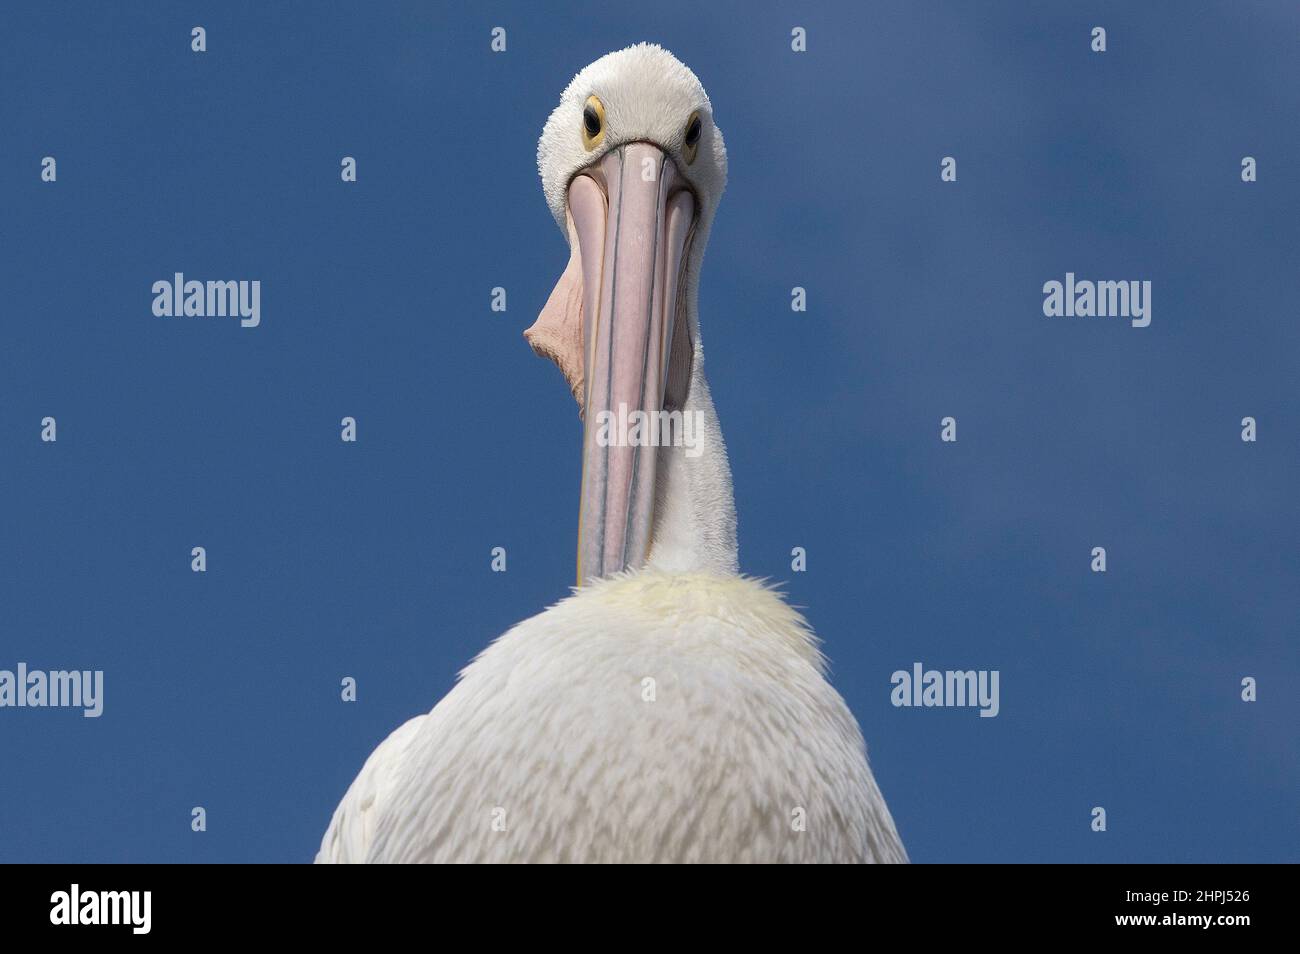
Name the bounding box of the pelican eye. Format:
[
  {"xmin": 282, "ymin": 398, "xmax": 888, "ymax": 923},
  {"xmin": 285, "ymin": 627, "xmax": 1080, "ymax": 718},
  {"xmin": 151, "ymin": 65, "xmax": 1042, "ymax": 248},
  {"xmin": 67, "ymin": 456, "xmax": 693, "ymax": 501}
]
[
  {"xmin": 582, "ymin": 95, "xmax": 605, "ymax": 150},
  {"xmin": 683, "ymin": 111, "xmax": 702, "ymax": 164}
]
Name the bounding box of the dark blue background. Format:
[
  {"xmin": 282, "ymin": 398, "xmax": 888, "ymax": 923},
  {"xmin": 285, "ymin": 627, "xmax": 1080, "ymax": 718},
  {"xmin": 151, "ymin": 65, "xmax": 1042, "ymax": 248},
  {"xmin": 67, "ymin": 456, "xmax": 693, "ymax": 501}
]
[{"xmin": 2, "ymin": 1, "xmax": 1296, "ymax": 862}]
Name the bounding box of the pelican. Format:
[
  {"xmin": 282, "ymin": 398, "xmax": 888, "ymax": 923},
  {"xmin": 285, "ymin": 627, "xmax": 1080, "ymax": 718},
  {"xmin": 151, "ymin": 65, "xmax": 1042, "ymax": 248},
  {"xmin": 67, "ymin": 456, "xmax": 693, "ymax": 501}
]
[{"xmin": 317, "ymin": 43, "xmax": 907, "ymax": 864}]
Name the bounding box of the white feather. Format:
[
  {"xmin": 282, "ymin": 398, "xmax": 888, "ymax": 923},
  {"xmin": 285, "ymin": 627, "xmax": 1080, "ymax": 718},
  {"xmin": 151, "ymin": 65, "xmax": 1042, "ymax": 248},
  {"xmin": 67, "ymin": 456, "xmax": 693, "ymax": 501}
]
[
  {"xmin": 319, "ymin": 572, "xmax": 906, "ymax": 863},
  {"xmin": 315, "ymin": 715, "xmax": 425, "ymax": 863}
]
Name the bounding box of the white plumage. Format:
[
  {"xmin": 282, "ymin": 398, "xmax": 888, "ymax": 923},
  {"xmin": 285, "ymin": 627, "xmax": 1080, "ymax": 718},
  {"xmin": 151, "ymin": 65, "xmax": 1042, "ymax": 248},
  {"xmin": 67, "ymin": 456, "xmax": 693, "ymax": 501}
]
[
  {"xmin": 317, "ymin": 44, "xmax": 906, "ymax": 864},
  {"xmin": 319, "ymin": 573, "xmax": 904, "ymax": 863}
]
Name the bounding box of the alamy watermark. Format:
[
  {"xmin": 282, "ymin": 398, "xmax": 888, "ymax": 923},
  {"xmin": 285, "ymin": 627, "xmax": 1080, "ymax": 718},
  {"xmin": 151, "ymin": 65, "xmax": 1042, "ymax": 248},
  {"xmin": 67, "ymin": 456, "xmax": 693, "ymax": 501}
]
[
  {"xmin": 0, "ymin": 663, "xmax": 103, "ymax": 718},
  {"xmin": 593, "ymin": 403, "xmax": 704, "ymax": 458},
  {"xmin": 1043, "ymin": 272, "xmax": 1151, "ymax": 327},
  {"xmin": 50, "ymin": 884, "xmax": 150, "ymax": 934},
  {"xmin": 891, "ymin": 662, "xmax": 1000, "ymax": 718},
  {"xmin": 152, "ymin": 273, "xmax": 260, "ymax": 327}
]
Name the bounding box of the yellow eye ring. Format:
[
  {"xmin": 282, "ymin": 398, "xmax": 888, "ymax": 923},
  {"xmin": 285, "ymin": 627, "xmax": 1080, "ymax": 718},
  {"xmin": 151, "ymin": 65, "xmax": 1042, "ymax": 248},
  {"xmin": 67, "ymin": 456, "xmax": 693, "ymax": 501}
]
[
  {"xmin": 683, "ymin": 111, "xmax": 702, "ymax": 164},
  {"xmin": 582, "ymin": 95, "xmax": 605, "ymax": 151}
]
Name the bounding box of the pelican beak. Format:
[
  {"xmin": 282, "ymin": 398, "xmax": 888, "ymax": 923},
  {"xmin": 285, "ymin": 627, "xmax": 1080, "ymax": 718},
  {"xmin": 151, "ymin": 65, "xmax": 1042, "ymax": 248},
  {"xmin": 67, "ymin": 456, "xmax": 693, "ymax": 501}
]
[{"xmin": 526, "ymin": 142, "xmax": 696, "ymax": 585}]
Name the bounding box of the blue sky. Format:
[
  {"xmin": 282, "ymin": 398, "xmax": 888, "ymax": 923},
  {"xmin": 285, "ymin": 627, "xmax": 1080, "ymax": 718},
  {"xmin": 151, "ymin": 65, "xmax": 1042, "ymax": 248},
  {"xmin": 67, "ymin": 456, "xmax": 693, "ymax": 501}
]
[{"xmin": 2, "ymin": 1, "xmax": 1296, "ymax": 862}]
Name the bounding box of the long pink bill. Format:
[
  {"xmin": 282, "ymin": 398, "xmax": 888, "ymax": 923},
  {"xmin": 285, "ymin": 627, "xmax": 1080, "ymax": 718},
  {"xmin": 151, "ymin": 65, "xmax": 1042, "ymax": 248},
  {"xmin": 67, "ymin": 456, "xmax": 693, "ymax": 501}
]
[{"xmin": 570, "ymin": 143, "xmax": 696, "ymax": 585}]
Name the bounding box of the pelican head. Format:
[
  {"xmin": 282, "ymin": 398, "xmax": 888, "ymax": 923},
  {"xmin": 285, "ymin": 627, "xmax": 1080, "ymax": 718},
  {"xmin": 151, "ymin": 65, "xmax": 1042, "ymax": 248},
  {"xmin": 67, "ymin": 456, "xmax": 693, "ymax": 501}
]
[{"xmin": 527, "ymin": 43, "xmax": 730, "ymax": 585}]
